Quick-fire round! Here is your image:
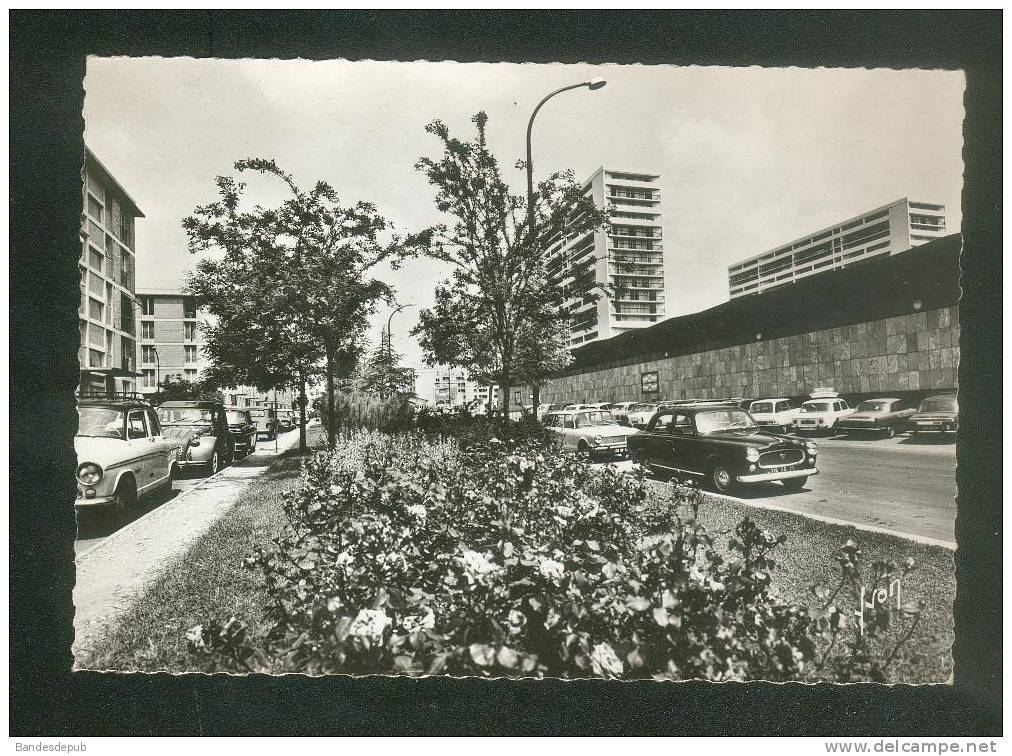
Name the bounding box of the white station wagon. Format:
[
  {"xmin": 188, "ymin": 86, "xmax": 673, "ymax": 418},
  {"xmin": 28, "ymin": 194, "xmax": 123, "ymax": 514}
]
[
  {"xmin": 792, "ymin": 396, "xmax": 855, "ymax": 434},
  {"xmin": 75, "ymin": 394, "xmax": 180, "ymax": 512}
]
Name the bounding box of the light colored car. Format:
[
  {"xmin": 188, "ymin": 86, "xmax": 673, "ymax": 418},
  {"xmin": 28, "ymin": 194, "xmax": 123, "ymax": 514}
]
[
  {"xmin": 537, "ymin": 403, "xmax": 565, "ymax": 422},
  {"xmin": 792, "ymin": 396, "xmax": 855, "ymax": 434},
  {"xmin": 158, "ymin": 400, "xmax": 236, "ymax": 474},
  {"xmin": 75, "ymin": 396, "xmax": 180, "ymax": 512},
  {"xmin": 626, "ymin": 403, "xmax": 661, "ymax": 429},
  {"xmin": 609, "ymin": 401, "xmax": 648, "ymax": 426},
  {"xmin": 836, "ymin": 398, "xmax": 917, "ymax": 437},
  {"xmin": 543, "ymin": 409, "xmax": 640, "ymax": 458},
  {"xmin": 746, "ymin": 398, "xmax": 802, "ymax": 433}
]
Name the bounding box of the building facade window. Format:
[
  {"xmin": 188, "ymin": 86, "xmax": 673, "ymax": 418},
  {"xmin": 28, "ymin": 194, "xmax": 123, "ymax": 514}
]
[
  {"xmin": 142, "ymin": 345, "xmax": 157, "ymax": 364},
  {"xmin": 184, "ymin": 369, "xmax": 198, "ymax": 383},
  {"xmin": 184, "ymin": 345, "xmax": 198, "ymax": 363},
  {"xmin": 141, "ymin": 321, "xmax": 154, "ymax": 340},
  {"xmin": 183, "ymin": 297, "xmax": 197, "ymax": 319},
  {"xmin": 88, "ymin": 298, "xmax": 104, "ymax": 322},
  {"xmin": 184, "ymin": 322, "xmax": 197, "ymax": 341},
  {"xmin": 140, "ymin": 296, "xmax": 155, "ymax": 316},
  {"xmin": 142, "ymin": 369, "xmax": 156, "ymax": 388}
]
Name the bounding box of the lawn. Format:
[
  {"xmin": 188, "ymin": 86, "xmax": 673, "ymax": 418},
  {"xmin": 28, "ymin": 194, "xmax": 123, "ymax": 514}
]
[
  {"xmin": 644, "ymin": 478, "xmax": 955, "ymax": 684},
  {"xmin": 81, "ymin": 425, "xmax": 327, "ymax": 672}
]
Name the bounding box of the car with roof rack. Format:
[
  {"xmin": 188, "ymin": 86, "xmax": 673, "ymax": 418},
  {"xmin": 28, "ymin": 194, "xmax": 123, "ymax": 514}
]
[
  {"xmin": 628, "ymin": 402, "xmax": 818, "ymax": 494},
  {"xmin": 75, "ymin": 392, "xmax": 180, "ymax": 513},
  {"xmin": 746, "ymin": 398, "xmax": 803, "ymax": 433}
]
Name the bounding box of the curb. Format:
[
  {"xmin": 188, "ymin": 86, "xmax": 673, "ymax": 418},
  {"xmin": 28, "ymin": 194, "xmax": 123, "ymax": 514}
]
[
  {"xmin": 695, "ymin": 488, "xmax": 957, "ymax": 551},
  {"xmin": 75, "ymin": 431, "xmax": 302, "ymax": 563}
]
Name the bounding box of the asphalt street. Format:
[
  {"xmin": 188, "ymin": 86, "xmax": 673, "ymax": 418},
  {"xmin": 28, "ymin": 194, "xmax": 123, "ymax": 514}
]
[
  {"xmin": 74, "ymin": 428, "xmax": 301, "ymax": 556},
  {"xmin": 598, "ymin": 430, "xmax": 957, "ymax": 543}
]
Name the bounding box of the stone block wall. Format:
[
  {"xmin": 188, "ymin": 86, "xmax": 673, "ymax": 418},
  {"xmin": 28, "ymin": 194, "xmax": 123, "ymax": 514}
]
[{"xmin": 538, "ymin": 305, "xmax": 959, "ymax": 405}]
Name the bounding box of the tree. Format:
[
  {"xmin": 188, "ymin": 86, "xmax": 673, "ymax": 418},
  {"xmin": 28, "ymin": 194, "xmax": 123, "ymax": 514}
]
[
  {"xmin": 413, "ymin": 112, "xmax": 609, "ymax": 424},
  {"xmin": 184, "ymin": 158, "xmax": 433, "ymax": 449},
  {"xmin": 155, "ymin": 374, "xmax": 223, "ymax": 404},
  {"xmin": 354, "ymin": 337, "xmax": 418, "ymax": 399}
]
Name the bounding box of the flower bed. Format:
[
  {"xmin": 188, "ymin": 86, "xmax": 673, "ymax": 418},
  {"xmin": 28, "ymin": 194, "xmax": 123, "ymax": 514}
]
[{"xmin": 187, "ymin": 430, "xmax": 927, "ymax": 681}]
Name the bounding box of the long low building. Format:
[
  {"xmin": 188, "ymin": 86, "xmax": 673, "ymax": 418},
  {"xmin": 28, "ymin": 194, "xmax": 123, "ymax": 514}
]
[{"xmin": 535, "ymin": 233, "xmax": 960, "ymax": 407}]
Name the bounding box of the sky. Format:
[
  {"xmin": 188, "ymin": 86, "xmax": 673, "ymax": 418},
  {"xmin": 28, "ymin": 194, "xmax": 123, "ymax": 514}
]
[{"xmin": 83, "ymin": 59, "xmax": 965, "ymax": 370}]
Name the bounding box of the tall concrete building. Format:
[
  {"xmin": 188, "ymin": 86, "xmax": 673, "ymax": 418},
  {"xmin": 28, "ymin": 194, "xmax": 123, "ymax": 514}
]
[
  {"xmin": 727, "ymin": 198, "xmax": 947, "ymax": 298},
  {"xmin": 546, "ymin": 167, "xmax": 665, "ymax": 349},
  {"xmin": 79, "ymin": 148, "xmax": 144, "ymax": 394},
  {"xmin": 135, "ymin": 289, "xmax": 208, "ymax": 397}
]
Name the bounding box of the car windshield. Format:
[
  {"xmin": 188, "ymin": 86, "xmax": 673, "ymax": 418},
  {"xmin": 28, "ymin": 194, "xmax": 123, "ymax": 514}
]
[
  {"xmin": 574, "ymin": 411, "xmax": 617, "ymax": 428},
  {"xmin": 158, "ymin": 407, "xmax": 213, "ymax": 424},
  {"xmin": 695, "ymin": 409, "xmax": 758, "ymax": 434},
  {"xmin": 226, "ymin": 410, "xmax": 248, "ymax": 424},
  {"xmin": 802, "ymin": 402, "xmax": 832, "ymax": 412},
  {"xmin": 77, "ymin": 407, "xmax": 125, "ymax": 439},
  {"xmin": 750, "ymin": 401, "xmax": 774, "ymax": 414},
  {"xmin": 858, "ymin": 400, "xmax": 891, "ymax": 412},
  {"xmin": 920, "ymin": 397, "xmax": 957, "ymax": 413}
]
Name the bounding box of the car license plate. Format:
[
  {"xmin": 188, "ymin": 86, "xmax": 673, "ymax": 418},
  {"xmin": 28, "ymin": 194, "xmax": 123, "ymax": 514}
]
[{"xmin": 768, "ymin": 465, "xmax": 791, "ymax": 474}]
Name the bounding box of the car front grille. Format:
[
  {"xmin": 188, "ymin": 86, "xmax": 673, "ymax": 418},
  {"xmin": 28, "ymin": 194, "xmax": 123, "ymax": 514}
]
[
  {"xmin": 758, "ymin": 449, "xmax": 805, "ymax": 468},
  {"xmin": 601, "ymin": 436, "xmax": 627, "ymax": 445}
]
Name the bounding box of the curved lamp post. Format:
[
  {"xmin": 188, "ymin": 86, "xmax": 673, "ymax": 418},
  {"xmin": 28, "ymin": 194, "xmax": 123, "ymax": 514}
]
[
  {"xmin": 523, "ymin": 77, "xmax": 606, "ymax": 420},
  {"xmin": 385, "ymin": 303, "xmax": 415, "ymax": 397},
  {"xmin": 525, "ymin": 77, "xmax": 607, "ymax": 239}
]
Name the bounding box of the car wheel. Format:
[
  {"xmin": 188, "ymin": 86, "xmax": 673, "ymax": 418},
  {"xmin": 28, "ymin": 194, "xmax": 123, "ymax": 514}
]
[
  {"xmin": 111, "ymin": 476, "xmax": 137, "ymax": 514},
  {"xmin": 708, "ymin": 464, "xmax": 734, "ymax": 494},
  {"xmin": 208, "ymin": 451, "xmax": 220, "ymax": 475},
  {"xmin": 782, "ymin": 476, "xmax": 808, "ymax": 491}
]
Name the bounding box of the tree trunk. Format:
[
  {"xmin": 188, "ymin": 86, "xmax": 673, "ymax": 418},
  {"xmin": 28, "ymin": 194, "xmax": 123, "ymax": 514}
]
[
  {"xmin": 298, "ymin": 369, "xmax": 308, "ymax": 453},
  {"xmin": 501, "ymin": 367, "xmax": 511, "ymax": 435},
  {"xmin": 532, "ymin": 383, "xmax": 540, "ymax": 422},
  {"xmin": 325, "ymin": 342, "xmax": 337, "ymax": 449}
]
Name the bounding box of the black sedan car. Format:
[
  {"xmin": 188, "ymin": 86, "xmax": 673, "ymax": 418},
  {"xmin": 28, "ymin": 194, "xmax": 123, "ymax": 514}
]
[
  {"xmin": 627, "ymin": 403, "xmax": 819, "ymax": 494},
  {"xmin": 909, "ymin": 394, "xmax": 958, "ymax": 435},
  {"xmin": 226, "ymin": 409, "xmax": 258, "ymax": 457}
]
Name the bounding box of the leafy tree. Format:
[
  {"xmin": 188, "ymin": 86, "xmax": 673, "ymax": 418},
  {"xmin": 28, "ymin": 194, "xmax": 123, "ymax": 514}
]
[
  {"xmin": 155, "ymin": 374, "xmax": 223, "ymax": 403},
  {"xmin": 184, "ymin": 158, "xmax": 432, "ymax": 449},
  {"xmin": 413, "ymin": 112, "xmax": 608, "ymax": 423},
  {"xmin": 354, "ymin": 336, "xmax": 418, "ymax": 399}
]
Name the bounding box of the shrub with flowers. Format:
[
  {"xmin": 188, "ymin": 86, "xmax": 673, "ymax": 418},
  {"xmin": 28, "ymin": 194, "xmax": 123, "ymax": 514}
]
[{"xmin": 186, "ymin": 430, "xmax": 923, "ymax": 681}]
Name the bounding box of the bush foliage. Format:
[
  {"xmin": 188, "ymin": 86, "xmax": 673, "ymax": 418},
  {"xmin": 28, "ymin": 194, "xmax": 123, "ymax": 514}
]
[{"xmin": 188, "ymin": 431, "xmax": 925, "ymax": 681}]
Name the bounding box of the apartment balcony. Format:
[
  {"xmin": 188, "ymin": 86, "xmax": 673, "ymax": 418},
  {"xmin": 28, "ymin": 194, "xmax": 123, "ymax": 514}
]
[
  {"xmin": 608, "ymin": 193, "xmax": 661, "ymax": 207},
  {"xmin": 609, "ymin": 269, "xmax": 664, "ymax": 279}
]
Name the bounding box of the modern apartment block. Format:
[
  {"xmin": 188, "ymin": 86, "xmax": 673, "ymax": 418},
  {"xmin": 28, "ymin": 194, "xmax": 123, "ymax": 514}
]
[
  {"xmin": 135, "ymin": 288, "xmax": 207, "ymax": 397},
  {"xmin": 415, "ymin": 367, "xmax": 500, "ymax": 409},
  {"xmin": 727, "ymin": 198, "xmax": 947, "ymax": 299},
  {"xmin": 79, "ymin": 148, "xmax": 144, "ymax": 394},
  {"xmin": 546, "ymin": 167, "xmax": 665, "ymax": 349}
]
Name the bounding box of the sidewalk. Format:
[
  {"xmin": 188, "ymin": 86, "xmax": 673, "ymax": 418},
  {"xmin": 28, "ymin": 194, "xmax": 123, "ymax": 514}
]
[{"xmin": 72, "ymin": 431, "xmax": 302, "ymax": 666}]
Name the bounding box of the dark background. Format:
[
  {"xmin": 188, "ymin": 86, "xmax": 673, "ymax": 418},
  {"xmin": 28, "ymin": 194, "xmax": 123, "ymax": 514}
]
[{"xmin": 10, "ymin": 10, "xmax": 1002, "ymax": 736}]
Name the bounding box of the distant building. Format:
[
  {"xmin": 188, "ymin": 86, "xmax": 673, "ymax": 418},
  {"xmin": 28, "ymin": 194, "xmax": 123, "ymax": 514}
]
[
  {"xmin": 135, "ymin": 288, "xmax": 207, "ymax": 397},
  {"xmin": 728, "ymin": 198, "xmax": 947, "ymax": 298},
  {"xmin": 546, "ymin": 167, "xmax": 666, "ymax": 349},
  {"xmin": 415, "ymin": 367, "xmax": 499, "ymax": 409},
  {"xmin": 79, "ymin": 148, "xmax": 144, "ymax": 394}
]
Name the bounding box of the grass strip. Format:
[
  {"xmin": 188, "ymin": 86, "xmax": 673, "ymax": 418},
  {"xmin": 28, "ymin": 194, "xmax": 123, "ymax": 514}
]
[{"xmin": 81, "ymin": 426, "xmax": 326, "ymax": 672}]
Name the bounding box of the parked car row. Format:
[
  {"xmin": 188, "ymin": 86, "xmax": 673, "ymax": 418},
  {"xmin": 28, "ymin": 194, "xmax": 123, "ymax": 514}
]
[
  {"xmin": 75, "ymin": 393, "xmax": 301, "ymax": 514},
  {"xmin": 538, "ymin": 391, "xmax": 956, "ymax": 495}
]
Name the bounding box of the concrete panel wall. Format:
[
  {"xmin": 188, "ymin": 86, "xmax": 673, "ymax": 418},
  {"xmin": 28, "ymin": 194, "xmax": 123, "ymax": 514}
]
[{"xmin": 538, "ymin": 305, "xmax": 959, "ymax": 405}]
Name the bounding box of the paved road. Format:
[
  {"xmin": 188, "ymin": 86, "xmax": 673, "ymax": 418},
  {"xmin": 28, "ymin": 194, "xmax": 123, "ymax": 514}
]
[
  {"xmin": 74, "ymin": 428, "xmax": 302, "ymax": 556},
  {"xmin": 596, "ymin": 431, "xmax": 957, "ymax": 543}
]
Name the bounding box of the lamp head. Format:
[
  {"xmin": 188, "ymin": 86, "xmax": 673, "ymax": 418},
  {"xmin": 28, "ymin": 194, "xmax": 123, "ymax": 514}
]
[{"xmin": 587, "ymin": 77, "xmax": 607, "ymax": 91}]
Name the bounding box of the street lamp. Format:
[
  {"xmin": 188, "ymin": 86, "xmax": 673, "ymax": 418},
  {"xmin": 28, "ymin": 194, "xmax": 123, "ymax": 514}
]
[
  {"xmin": 384, "ymin": 303, "xmax": 415, "ymax": 398},
  {"xmin": 524, "ymin": 77, "xmax": 606, "ymax": 421},
  {"xmin": 525, "ymin": 77, "xmax": 607, "ymax": 239}
]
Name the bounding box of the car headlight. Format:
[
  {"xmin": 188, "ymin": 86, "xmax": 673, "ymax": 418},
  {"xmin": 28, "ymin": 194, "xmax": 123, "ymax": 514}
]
[
  {"xmin": 745, "ymin": 447, "xmax": 760, "ymax": 463},
  {"xmin": 806, "ymin": 441, "xmax": 818, "ymax": 455},
  {"xmin": 77, "ymin": 462, "xmax": 103, "ymax": 485},
  {"xmin": 592, "ymin": 434, "xmax": 602, "ymax": 446}
]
